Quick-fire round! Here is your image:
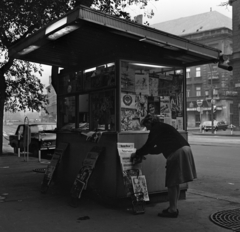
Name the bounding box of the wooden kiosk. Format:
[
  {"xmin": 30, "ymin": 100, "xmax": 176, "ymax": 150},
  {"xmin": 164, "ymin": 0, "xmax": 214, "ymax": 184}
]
[{"xmin": 9, "ymin": 5, "xmax": 220, "ymax": 202}]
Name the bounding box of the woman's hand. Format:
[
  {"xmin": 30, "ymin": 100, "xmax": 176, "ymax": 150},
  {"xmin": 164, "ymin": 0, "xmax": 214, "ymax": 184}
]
[{"xmin": 131, "ymin": 153, "xmax": 146, "ymax": 165}]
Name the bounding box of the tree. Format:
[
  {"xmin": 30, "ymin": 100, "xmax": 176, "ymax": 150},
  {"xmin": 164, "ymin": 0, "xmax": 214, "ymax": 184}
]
[{"xmin": 0, "ymin": 0, "xmax": 154, "ymax": 155}]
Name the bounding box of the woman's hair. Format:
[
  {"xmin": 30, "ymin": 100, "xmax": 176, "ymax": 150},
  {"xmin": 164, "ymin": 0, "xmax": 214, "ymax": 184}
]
[{"xmin": 141, "ymin": 114, "xmax": 161, "ymax": 127}]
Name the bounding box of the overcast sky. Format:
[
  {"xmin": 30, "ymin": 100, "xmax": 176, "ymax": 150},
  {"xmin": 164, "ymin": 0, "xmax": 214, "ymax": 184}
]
[{"xmin": 39, "ymin": 0, "xmax": 232, "ymax": 86}]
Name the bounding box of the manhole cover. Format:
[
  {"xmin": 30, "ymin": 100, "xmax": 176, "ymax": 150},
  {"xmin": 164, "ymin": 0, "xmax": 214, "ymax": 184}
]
[
  {"xmin": 33, "ymin": 168, "xmax": 46, "ymax": 173},
  {"xmin": 210, "ymin": 208, "xmax": 240, "ymax": 231}
]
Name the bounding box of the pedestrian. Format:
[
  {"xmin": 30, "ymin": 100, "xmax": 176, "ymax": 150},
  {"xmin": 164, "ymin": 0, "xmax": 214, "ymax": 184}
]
[{"xmin": 131, "ymin": 114, "xmax": 197, "ymax": 218}]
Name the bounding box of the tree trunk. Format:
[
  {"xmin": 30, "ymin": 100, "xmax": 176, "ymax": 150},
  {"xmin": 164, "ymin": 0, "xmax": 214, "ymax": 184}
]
[{"xmin": 0, "ymin": 68, "xmax": 6, "ymax": 156}]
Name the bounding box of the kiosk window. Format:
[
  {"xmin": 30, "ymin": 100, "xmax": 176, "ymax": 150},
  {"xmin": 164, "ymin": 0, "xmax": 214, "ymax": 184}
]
[
  {"xmin": 120, "ymin": 60, "xmax": 184, "ymax": 131},
  {"xmin": 90, "ymin": 90, "xmax": 115, "ymax": 131},
  {"xmin": 83, "ymin": 63, "xmax": 115, "ymax": 90},
  {"xmin": 78, "ymin": 94, "xmax": 89, "ymax": 130}
]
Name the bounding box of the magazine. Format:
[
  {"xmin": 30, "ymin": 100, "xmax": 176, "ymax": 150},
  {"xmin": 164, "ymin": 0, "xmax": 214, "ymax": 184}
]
[{"xmin": 131, "ymin": 175, "xmax": 149, "ymax": 201}]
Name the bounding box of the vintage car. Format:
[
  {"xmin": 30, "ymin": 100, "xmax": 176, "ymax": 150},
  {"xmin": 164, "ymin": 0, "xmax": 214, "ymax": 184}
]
[
  {"xmin": 9, "ymin": 123, "xmax": 56, "ymax": 157},
  {"xmin": 201, "ymin": 120, "xmax": 228, "ymax": 132}
]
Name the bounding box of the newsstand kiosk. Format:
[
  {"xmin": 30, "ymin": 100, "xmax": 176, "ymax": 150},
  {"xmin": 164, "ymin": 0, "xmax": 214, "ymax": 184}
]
[{"xmin": 8, "ymin": 5, "xmax": 221, "ymax": 203}]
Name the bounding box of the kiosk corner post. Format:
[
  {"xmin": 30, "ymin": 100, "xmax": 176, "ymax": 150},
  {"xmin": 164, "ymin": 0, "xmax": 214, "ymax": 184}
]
[
  {"xmin": 23, "ymin": 116, "xmax": 30, "ymax": 162},
  {"xmin": 38, "ymin": 133, "xmax": 41, "ymax": 162}
]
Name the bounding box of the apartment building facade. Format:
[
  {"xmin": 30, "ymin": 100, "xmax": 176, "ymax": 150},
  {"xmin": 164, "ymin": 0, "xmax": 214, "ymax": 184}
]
[{"xmin": 152, "ymin": 11, "xmax": 234, "ymax": 127}]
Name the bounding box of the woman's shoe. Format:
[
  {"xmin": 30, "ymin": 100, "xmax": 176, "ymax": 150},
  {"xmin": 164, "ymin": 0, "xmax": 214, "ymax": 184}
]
[
  {"xmin": 162, "ymin": 207, "xmax": 170, "ymax": 213},
  {"xmin": 158, "ymin": 209, "xmax": 179, "ymax": 218}
]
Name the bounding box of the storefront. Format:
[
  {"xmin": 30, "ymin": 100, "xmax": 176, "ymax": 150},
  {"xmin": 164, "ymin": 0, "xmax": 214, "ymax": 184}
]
[
  {"xmin": 9, "ymin": 5, "xmax": 220, "ymax": 201},
  {"xmin": 187, "ymin": 99, "xmax": 229, "ymax": 127}
]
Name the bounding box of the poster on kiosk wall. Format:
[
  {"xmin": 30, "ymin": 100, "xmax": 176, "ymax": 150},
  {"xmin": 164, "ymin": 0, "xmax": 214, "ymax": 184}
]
[
  {"xmin": 121, "ymin": 93, "xmax": 136, "ymax": 109},
  {"xmin": 135, "ymin": 74, "xmax": 149, "ymax": 96}
]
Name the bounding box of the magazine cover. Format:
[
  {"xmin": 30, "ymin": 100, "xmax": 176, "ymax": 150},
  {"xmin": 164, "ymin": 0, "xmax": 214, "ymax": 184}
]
[
  {"xmin": 131, "ymin": 175, "xmax": 149, "ymax": 201},
  {"xmin": 71, "ymin": 179, "xmax": 85, "ymax": 198},
  {"xmin": 122, "ymin": 169, "xmax": 141, "ymax": 197},
  {"xmin": 82, "ymin": 151, "xmax": 99, "ymax": 168},
  {"xmin": 44, "ymin": 165, "xmax": 56, "ymax": 185}
]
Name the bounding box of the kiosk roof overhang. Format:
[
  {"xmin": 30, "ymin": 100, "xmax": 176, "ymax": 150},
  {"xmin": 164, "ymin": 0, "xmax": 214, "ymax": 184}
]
[{"xmin": 9, "ymin": 5, "xmax": 221, "ymax": 69}]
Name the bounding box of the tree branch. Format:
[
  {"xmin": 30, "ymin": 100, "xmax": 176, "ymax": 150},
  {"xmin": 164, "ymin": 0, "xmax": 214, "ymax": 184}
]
[{"xmin": 1, "ymin": 58, "xmax": 14, "ymax": 73}]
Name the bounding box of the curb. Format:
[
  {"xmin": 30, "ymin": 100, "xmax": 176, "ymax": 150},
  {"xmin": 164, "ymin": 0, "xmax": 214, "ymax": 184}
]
[{"xmin": 188, "ymin": 189, "xmax": 240, "ymax": 204}]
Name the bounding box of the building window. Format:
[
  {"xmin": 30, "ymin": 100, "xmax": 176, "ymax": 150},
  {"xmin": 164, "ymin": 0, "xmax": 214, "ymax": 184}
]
[
  {"xmin": 205, "ymin": 90, "xmax": 209, "ymax": 96},
  {"xmin": 187, "ymin": 89, "xmax": 190, "ymax": 97},
  {"xmin": 186, "ymin": 68, "xmax": 190, "ymax": 78},
  {"xmin": 212, "ymin": 65, "xmax": 217, "ymax": 72},
  {"xmin": 196, "ymin": 67, "xmax": 201, "ymax": 77},
  {"xmin": 213, "ymin": 89, "xmax": 218, "ymax": 95},
  {"xmin": 196, "ymin": 86, "xmax": 201, "ymax": 96}
]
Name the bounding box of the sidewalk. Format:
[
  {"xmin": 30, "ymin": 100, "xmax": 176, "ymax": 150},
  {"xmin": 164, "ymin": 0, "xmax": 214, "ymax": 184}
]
[
  {"xmin": 188, "ymin": 127, "xmax": 240, "ymax": 137},
  {"xmin": 1, "ymin": 151, "xmax": 239, "ymax": 232}
]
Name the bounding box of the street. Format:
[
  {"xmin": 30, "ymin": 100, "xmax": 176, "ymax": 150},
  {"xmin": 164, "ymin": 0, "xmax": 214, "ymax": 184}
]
[{"xmin": 188, "ymin": 132, "xmax": 240, "ymax": 200}]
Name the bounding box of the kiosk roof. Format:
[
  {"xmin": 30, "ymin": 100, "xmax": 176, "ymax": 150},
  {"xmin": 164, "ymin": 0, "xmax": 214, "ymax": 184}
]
[{"xmin": 9, "ymin": 5, "xmax": 221, "ymax": 68}]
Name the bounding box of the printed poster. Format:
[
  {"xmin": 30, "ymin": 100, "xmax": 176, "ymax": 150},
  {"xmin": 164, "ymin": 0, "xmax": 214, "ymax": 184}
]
[
  {"xmin": 160, "ymin": 96, "xmax": 171, "ymax": 118},
  {"xmin": 121, "ymin": 67, "xmax": 135, "ymax": 92},
  {"xmin": 135, "ymin": 74, "xmax": 149, "ymax": 95},
  {"xmin": 149, "ymin": 77, "xmax": 159, "ymax": 96},
  {"xmin": 176, "ymin": 117, "xmax": 183, "ymax": 130},
  {"xmin": 121, "ymin": 108, "xmax": 141, "ymax": 131},
  {"xmin": 171, "ymin": 119, "xmax": 177, "ymax": 129},
  {"xmin": 135, "ymin": 93, "xmax": 148, "ymax": 119},
  {"xmin": 147, "ymin": 96, "xmax": 160, "ymax": 115},
  {"xmin": 121, "ymin": 93, "xmax": 136, "ymax": 109},
  {"xmin": 170, "ymin": 95, "xmax": 182, "ymax": 119}
]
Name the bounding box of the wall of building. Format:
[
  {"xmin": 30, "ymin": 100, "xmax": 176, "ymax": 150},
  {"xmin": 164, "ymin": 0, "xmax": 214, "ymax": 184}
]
[{"xmin": 231, "ymin": 0, "xmax": 240, "ymax": 127}]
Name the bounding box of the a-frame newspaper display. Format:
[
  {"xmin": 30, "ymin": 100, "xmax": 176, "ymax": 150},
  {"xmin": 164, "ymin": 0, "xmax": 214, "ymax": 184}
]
[
  {"xmin": 40, "ymin": 143, "xmax": 69, "ymax": 193},
  {"xmin": 117, "ymin": 143, "xmax": 149, "ymax": 214},
  {"xmin": 70, "ymin": 146, "xmax": 105, "ymax": 207}
]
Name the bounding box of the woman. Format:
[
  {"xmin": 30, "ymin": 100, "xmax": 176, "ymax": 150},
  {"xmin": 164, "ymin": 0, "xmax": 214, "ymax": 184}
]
[{"xmin": 131, "ymin": 115, "xmax": 197, "ymax": 218}]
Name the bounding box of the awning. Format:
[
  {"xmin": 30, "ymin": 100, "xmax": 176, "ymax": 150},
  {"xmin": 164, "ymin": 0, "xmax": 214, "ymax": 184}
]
[{"xmin": 8, "ymin": 5, "xmax": 221, "ymax": 69}]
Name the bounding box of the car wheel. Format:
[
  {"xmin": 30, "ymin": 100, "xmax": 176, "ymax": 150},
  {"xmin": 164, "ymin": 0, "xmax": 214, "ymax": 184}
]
[{"xmin": 13, "ymin": 145, "xmax": 18, "ymax": 154}]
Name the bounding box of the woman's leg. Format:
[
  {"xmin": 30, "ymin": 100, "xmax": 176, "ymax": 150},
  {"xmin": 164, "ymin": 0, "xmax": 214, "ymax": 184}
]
[{"xmin": 168, "ymin": 184, "xmax": 180, "ymax": 212}]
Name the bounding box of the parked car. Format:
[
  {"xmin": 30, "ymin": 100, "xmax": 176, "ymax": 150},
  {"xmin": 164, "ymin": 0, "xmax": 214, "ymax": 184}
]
[
  {"xmin": 9, "ymin": 123, "xmax": 56, "ymax": 157},
  {"xmin": 201, "ymin": 120, "xmax": 228, "ymax": 132}
]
